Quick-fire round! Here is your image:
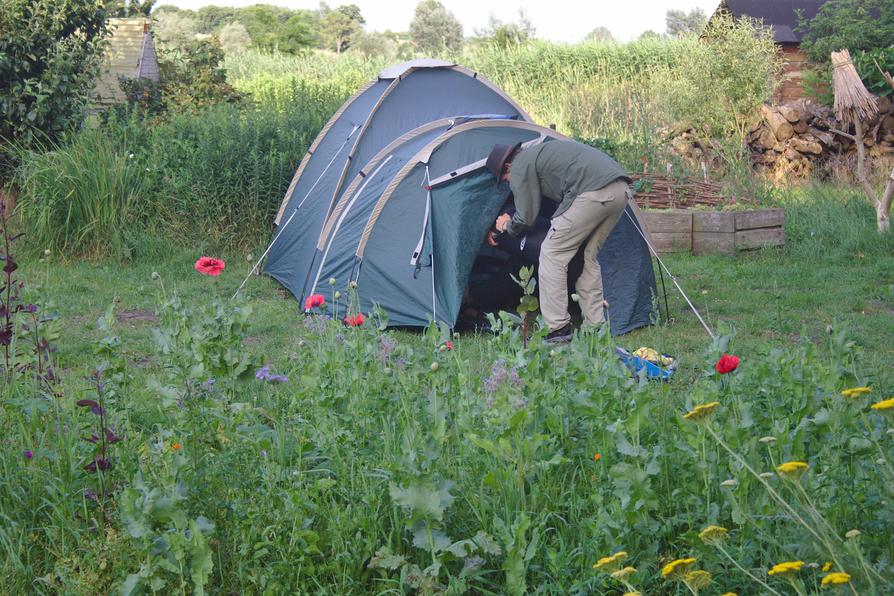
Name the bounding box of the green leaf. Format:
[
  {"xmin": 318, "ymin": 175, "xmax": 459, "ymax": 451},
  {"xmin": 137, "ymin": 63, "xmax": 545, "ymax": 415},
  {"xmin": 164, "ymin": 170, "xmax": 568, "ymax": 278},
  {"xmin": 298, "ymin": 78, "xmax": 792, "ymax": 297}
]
[
  {"xmin": 189, "ymin": 519, "xmax": 214, "ymax": 594},
  {"xmin": 368, "ymin": 547, "xmax": 407, "ymax": 570},
  {"xmin": 389, "ymin": 482, "xmax": 448, "ymax": 521}
]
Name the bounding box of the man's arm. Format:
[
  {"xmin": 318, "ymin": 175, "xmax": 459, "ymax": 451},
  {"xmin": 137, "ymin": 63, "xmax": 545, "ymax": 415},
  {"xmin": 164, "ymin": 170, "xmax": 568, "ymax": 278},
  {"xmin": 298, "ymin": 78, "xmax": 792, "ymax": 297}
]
[{"xmin": 506, "ymin": 159, "xmax": 541, "ymax": 237}]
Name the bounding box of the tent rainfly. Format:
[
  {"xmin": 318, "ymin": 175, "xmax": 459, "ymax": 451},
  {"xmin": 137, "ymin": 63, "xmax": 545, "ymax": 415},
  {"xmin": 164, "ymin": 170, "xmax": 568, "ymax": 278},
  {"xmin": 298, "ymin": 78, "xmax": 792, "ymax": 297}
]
[{"xmin": 260, "ymin": 60, "xmax": 657, "ymax": 333}]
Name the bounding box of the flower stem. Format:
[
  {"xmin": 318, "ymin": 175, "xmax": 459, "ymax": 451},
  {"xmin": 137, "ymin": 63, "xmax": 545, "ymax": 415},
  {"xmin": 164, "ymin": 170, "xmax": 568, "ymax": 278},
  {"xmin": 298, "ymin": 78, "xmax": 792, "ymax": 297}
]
[
  {"xmin": 715, "ymin": 543, "xmax": 782, "ymax": 596},
  {"xmin": 703, "ymin": 423, "xmax": 847, "ymax": 571}
]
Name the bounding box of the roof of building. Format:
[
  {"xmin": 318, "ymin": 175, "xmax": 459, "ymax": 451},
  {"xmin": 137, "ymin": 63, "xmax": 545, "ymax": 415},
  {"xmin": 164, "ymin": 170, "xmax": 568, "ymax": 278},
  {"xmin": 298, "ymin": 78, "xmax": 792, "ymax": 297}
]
[
  {"xmin": 94, "ymin": 18, "xmax": 159, "ymax": 106},
  {"xmin": 713, "ymin": 0, "xmax": 826, "ymax": 43}
]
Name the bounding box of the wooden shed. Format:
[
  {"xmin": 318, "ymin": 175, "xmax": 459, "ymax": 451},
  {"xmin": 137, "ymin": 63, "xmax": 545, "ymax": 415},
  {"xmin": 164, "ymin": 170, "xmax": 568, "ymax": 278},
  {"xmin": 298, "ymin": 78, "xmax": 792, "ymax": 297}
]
[
  {"xmin": 93, "ymin": 18, "xmax": 159, "ymax": 107},
  {"xmin": 709, "ymin": 0, "xmax": 824, "ymax": 102}
]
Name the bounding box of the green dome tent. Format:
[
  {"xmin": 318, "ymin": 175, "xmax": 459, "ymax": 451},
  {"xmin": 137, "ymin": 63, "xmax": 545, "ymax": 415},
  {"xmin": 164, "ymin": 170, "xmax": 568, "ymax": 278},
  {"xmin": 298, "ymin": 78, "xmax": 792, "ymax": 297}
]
[{"xmin": 261, "ymin": 61, "xmax": 657, "ymax": 334}]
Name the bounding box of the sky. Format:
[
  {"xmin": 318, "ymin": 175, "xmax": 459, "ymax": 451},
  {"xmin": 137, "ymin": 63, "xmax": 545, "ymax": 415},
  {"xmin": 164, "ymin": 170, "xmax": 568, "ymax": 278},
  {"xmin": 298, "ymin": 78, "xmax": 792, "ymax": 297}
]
[{"xmin": 160, "ymin": 0, "xmax": 725, "ymax": 43}]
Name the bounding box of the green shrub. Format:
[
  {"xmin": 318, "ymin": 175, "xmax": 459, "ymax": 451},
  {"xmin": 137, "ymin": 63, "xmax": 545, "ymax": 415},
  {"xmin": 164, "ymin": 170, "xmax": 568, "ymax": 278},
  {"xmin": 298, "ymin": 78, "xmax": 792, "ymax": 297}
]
[
  {"xmin": 138, "ymin": 88, "xmax": 341, "ymax": 246},
  {"xmin": 797, "ymin": 0, "xmax": 894, "ymax": 65},
  {"xmin": 658, "ymin": 14, "xmax": 782, "ymax": 146},
  {"xmin": 0, "ymin": 0, "xmax": 109, "ymax": 174}
]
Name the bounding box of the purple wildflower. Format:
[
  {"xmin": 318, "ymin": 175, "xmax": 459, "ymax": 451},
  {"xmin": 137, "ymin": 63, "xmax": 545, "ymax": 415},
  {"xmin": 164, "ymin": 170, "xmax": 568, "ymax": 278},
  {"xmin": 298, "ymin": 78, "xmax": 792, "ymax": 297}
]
[
  {"xmin": 255, "ymin": 365, "xmax": 288, "ymax": 384},
  {"xmin": 303, "ymin": 314, "xmax": 329, "ymax": 334},
  {"xmin": 378, "ymin": 335, "xmax": 398, "ymax": 364},
  {"xmin": 260, "ymin": 449, "xmax": 268, "ymax": 458},
  {"xmin": 484, "ymin": 359, "xmax": 525, "ymax": 393},
  {"xmin": 84, "ymin": 456, "xmax": 111, "ymax": 472},
  {"xmin": 24, "ymin": 450, "xmax": 33, "ymax": 460}
]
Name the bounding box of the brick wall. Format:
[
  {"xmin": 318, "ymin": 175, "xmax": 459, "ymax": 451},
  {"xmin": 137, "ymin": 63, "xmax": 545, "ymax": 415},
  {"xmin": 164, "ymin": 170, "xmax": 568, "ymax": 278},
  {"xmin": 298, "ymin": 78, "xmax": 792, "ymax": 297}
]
[{"xmin": 776, "ymin": 44, "xmax": 807, "ymax": 103}]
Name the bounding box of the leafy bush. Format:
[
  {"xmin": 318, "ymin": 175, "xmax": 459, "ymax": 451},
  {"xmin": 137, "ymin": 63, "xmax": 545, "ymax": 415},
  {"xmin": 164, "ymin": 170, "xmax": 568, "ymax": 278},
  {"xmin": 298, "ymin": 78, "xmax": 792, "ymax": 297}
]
[
  {"xmin": 0, "ymin": 0, "xmax": 109, "ymax": 174},
  {"xmin": 853, "ymin": 47, "xmax": 894, "ymax": 98},
  {"xmin": 116, "ymin": 38, "xmax": 243, "ymax": 118},
  {"xmin": 658, "ymin": 14, "xmax": 782, "ymax": 145},
  {"xmin": 797, "ymin": 0, "xmax": 894, "ymax": 65}
]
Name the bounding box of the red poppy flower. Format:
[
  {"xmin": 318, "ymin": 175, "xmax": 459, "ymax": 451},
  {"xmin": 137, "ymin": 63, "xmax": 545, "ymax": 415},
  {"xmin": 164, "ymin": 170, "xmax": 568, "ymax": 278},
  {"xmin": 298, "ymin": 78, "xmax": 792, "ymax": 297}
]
[
  {"xmin": 195, "ymin": 257, "xmax": 225, "ymax": 276},
  {"xmin": 304, "ymin": 294, "xmax": 325, "ymax": 310},
  {"xmin": 344, "ymin": 313, "xmax": 364, "ymax": 327},
  {"xmin": 445, "ymin": 341, "xmax": 453, "ymax": 350},
  {"xmin": 715, "ymin": 354, "xmax": 740, "ymax": 374}
]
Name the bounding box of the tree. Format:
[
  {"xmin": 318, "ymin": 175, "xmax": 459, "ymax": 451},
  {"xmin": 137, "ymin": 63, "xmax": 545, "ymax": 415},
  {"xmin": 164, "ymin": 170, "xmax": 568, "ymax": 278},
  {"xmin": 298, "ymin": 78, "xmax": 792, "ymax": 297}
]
[
  {"xmin": 584, "ymin": 26, "xmax": 614, "ymax": 43},
  {"xmin": 350, "ymin": 30, "xmax": 397, "ymax": 59},
  {"xmin": 113, "ymin": 0, "xmax": 155, "ymax": 17},
  {"xmin": 476, "ymin": 10, "xmax": 535, "ymax": 49},
  {"xmin": 279, "ymin": 13, "xmax": 315, "ymax": 54},
  {"xmin": 409, "ymin": 0, "xmax": 464, "ymax": 55},
  {"xmin": 153, "ymin": 11, "xmax": 199, "ymax": 50},
  {"xmin": 318, "ymin": 3, "xmax": 365, "ymax": 53},
  {"xmin": 194, "ymin": 6, "xmax": 237, "ymax": 34},
  {"xmin": 666, "ymin": 8, "xmax": 707, "ymax": 37},
  {"xmin": 797, "ymin": 0, "xmax": 894, "ymax": 64},
  {"xmin": 0, "ymin": 0, "xmax": 110, "ymax": 168},
  {"xmin": 238, "ymin": 4, "xmax": 290, "ymax": 50},
  {"xmin": 218, "ymin": 22, "xmax": 251, "ymax": 53},
  {"xmin": 638, "ymin": 30, "xmax": 665, "ymax": 41}
]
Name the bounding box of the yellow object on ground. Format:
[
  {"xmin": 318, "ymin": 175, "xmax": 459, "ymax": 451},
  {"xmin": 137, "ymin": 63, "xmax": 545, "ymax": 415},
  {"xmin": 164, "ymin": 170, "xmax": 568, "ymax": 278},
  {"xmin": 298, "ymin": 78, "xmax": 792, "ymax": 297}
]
[{"xmin": 633, "ymin": 347, "xmax": 675, "ymax": 367}]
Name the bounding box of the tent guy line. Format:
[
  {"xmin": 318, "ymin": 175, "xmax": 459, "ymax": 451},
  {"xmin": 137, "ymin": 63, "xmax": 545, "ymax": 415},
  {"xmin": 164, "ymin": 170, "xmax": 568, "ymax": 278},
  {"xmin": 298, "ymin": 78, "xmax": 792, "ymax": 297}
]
[
  {"xmin": 621, "ymin": 208, "xmax": 716, "ymax": 340},
  {"xmin": 233, "ymin": 124, "xmax": 360, "ymax": 299}
]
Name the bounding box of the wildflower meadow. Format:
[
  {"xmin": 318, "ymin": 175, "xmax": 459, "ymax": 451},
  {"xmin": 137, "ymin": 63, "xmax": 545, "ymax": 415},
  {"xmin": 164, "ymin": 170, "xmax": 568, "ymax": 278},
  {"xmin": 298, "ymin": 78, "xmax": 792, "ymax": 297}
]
[{"xmin": 2, "ymin": 194, "xmax": 893, "ymax": 593}]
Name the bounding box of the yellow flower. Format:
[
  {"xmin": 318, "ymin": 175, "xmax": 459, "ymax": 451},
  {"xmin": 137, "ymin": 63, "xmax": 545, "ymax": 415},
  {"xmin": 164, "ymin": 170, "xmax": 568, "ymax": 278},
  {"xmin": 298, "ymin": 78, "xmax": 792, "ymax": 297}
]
[
  {"xmin": 822, "ymin": 562, "xmax": 833, "ymax": 572},
  {"xmin": 684, "ymin": 570, "xmax": 712, "ymax": 589},
  {"xmin": 593, "ymin": 550, "xmax": 628, "ymax": 571},
  {"xmin": 622, "ymin": 593, "xmax": 641, "ymax": 596},
  {"xmin": 611, "ymin": 566, "xmax": 637, "ymax": 580},
  {"xmin": 870, "ymin": 397, "xmax": 894, "ymax": 412},
  {"xmin": 698, "ymin": 525, "xmax": 728, "ymax": 544},
  {"xmin": 840, "ymin": 386, "xmax": 871, "ymax": 398},
  {"xmin": 775, "ymin": 461, "xmax": 809, "ymax": 480},
  {"xmin": 821, "ymin": 572, "xmax": 851, "ymax": 585},
  {"xmin": 683, "ymin": 402, "xmax": 719, "ymax": 422},
  {"xmin": 662, "ymin": 557, "xmax": 696, "ymax": 577},
  {"xmin": 768, "ymin": 560, "xmax": 804, "ymax": 576}
]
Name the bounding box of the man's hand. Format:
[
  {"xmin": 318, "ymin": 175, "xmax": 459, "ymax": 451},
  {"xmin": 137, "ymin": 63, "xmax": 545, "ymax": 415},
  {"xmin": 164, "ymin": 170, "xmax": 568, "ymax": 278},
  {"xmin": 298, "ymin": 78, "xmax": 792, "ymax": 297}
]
[{"xmin": 495, "ymin": 213, "xmax": 511, "ymax": 233}]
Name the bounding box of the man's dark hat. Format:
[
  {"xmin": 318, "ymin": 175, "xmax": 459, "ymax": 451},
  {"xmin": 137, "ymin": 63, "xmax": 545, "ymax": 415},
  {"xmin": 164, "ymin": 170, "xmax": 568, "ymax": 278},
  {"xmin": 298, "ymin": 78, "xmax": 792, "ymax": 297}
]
[{"xmin": 486, "ymin": 142, "xmax": 521, "ymax": 180}]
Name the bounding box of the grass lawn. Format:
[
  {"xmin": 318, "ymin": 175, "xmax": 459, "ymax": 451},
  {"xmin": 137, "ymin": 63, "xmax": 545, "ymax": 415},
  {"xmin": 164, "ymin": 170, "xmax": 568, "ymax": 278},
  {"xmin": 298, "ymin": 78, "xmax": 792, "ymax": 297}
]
[{"xmin": 41, "ymin": 185, "xmax": 894, "ymax": 388}]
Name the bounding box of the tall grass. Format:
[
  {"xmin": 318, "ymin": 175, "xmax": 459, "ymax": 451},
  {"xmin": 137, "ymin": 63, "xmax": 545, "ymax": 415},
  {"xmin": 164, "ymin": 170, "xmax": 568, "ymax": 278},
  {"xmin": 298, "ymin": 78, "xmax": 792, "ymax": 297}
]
[
  {"xmin": 14, "ymin": 130, "xmax": 151, "ymax": 258},
  {"xmin": 226, "ymin": 40, "xmax": 694, "ymax": 166},
  {"xmin": 14, "ymin": 81, "xmax": 344, "ymax": 258}
]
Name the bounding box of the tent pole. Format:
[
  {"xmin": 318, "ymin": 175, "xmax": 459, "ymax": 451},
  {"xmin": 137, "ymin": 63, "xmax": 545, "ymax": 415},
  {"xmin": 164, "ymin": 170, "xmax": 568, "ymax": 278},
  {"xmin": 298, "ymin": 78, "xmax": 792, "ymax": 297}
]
[
  {"xmin": 233, "ymin": 125, "xmax": 360, "ymax": 299},
  {"xmin": 623, "ymin": 208, "xmax": 715, "ymax": 340}
]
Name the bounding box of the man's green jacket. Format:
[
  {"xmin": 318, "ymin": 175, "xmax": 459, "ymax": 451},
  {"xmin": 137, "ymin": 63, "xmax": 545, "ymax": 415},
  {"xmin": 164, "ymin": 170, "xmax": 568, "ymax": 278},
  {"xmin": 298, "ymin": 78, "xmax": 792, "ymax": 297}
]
[{"xmin": 506, "ymin": 140, "xmax": 631, "ymax": 237}]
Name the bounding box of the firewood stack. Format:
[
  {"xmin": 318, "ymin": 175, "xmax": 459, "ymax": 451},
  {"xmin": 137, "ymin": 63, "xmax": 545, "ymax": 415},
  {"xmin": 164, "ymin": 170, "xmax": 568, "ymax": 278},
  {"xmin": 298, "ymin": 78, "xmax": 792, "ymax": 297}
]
[{"xmin": 746, "ymin": 96, "xmax": 894, "ymax": 181}]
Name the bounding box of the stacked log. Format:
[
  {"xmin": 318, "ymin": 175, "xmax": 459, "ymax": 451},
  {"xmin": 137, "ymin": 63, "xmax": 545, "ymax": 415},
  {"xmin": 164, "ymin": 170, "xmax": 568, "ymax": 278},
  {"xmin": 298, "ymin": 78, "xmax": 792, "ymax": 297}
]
[
  {"xmin": 665, "ymin": 95, "xmax": 894, "ymax": 183},
  {"xmin": 747, "ymin": 96, "xmax": 894, "ymax": 182}
]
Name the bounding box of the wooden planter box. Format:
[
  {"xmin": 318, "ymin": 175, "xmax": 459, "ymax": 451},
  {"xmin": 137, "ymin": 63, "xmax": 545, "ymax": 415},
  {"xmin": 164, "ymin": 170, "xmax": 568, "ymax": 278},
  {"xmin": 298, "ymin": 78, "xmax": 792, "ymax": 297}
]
[{"xmin": 638, "ymin": 208, "xmax": 785, "ymax": 255}]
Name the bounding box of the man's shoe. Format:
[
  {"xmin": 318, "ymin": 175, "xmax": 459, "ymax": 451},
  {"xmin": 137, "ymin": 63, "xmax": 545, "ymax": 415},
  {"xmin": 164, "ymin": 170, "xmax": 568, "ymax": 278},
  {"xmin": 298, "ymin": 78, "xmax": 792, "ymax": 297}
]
[{"xmin": 545, "ymin": 323, "xmax": 573, "ymax": 344}]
